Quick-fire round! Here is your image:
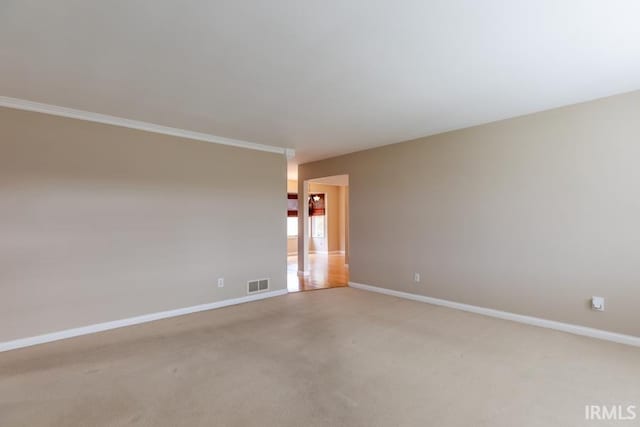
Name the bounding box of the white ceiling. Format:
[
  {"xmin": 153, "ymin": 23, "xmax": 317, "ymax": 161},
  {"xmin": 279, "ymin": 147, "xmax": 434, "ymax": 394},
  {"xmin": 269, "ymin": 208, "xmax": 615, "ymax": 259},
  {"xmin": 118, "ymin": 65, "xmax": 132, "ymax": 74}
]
[{"xmin": 2, "ymin": 1, "xmax": 640, "ymax": 172}]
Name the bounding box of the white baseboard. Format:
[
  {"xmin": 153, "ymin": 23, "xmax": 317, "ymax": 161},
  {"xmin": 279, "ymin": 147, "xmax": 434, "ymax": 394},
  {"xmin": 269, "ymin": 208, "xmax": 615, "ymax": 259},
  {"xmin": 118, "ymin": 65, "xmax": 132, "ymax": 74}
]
[
  {"xmin": 0, "ymin": 289, "xmax": 289, "ymax": 353},
  {"xmin": 349, "ymin": 282, "xmax": 640, "ymax": 348}
]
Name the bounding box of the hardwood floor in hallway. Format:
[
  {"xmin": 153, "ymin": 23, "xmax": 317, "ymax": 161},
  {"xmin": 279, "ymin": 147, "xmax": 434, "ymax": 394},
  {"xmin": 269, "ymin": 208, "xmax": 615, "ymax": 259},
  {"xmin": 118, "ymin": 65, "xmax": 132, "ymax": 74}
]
[{"xmin": 287, "ymin": 253, "xmax": 349, "ymax": 292}]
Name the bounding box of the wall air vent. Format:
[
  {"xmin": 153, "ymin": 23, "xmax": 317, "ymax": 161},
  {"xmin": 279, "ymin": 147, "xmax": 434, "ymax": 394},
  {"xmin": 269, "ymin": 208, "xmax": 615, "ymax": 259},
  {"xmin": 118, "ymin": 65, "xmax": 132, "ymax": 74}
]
[{"xmin": 248, "ymin": 278, "xmax": 269, "ymax": 293}]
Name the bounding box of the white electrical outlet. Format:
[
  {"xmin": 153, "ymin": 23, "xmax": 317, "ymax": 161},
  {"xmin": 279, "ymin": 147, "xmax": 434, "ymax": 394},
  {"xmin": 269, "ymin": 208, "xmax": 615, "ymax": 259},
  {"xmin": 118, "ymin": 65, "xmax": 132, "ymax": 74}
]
[
  {"xmin": 414, "ymin": 273, "xmax": 420, "ymax": 283},
  {"xmin": 591, "ymin": 296, "xmax": 604, "ymax": 311},
  {"xmin": 217, "ymin": 278, "xmax": 224, "ymax": 288}
]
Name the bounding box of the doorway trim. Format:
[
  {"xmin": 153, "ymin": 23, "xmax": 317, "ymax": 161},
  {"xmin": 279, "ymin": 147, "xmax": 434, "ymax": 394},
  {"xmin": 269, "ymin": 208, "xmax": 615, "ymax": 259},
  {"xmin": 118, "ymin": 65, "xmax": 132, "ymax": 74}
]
[{"xmin": 297, "ymin": 174, "xmax": 349, "ymax": 277}]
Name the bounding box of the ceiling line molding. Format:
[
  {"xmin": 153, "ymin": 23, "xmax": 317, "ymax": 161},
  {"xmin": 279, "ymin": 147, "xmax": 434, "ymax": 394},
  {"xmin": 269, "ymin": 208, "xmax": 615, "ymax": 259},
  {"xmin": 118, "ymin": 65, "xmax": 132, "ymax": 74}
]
[
  {"xmin": 0, "ymin": 96, "xmax": 294, "ymax": 157},
  {"xmin": 284, "ymin": 148, "xmax": 296, "ymax": 160}
]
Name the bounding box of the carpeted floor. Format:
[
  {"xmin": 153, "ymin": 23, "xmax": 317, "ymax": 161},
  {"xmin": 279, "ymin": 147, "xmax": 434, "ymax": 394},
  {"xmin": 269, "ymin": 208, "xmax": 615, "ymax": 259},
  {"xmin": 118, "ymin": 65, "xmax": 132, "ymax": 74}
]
[{"xmin": 0, "ymin": 287, "xmax": 638, "ymax": 426}]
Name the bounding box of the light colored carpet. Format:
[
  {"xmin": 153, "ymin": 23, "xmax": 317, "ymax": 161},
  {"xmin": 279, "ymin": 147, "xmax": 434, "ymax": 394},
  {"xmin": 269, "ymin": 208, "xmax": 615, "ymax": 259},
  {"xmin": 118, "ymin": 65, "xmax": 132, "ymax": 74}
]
[{"xmin": 0, "ymin": 287, "xmax": 638, "ymax": 427}]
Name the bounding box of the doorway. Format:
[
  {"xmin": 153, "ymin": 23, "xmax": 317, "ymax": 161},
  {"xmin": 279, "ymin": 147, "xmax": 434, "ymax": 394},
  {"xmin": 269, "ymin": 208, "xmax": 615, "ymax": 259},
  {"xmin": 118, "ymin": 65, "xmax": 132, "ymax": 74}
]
[{"xmin": 287, "ymin": 175, "xmax": 349, "ymax": 292}]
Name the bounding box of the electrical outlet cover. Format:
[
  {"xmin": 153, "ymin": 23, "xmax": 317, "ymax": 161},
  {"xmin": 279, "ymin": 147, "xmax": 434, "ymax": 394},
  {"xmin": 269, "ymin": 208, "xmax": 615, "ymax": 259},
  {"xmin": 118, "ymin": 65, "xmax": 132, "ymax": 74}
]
[{"xmin": 591, "ymin": 296, "xmax": 604, "ymax": 311}]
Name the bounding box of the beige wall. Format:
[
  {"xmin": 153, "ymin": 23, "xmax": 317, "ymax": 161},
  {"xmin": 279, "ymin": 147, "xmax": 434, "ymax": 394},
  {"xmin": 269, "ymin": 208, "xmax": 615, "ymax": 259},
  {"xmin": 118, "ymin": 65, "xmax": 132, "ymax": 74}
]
[
  {"xmin": 0, "ymin": 107, "xmax": 287, "ymax": 342},
  {"xmin": 308, "ymin": 183, "xmax": 342, "ymax": 253},
  {"xmin": 299, "ymin": 90, "xmax": 640, "ymax": 337},
  {"xmin": 338, "ymin": 186, "xmax": 349, "ymax": 258}
]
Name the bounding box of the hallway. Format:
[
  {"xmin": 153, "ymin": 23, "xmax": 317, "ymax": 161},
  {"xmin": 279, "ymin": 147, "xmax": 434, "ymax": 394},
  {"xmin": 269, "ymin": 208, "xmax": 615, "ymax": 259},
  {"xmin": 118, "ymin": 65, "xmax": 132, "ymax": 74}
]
[{"xmin": 287, "ymin": 253, "xmax": 349, "ymax": 292}]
